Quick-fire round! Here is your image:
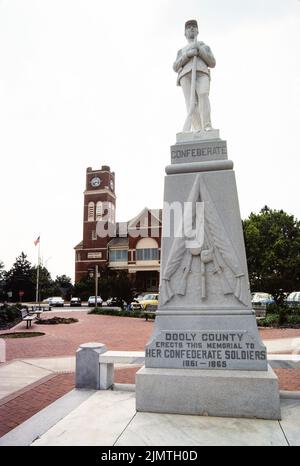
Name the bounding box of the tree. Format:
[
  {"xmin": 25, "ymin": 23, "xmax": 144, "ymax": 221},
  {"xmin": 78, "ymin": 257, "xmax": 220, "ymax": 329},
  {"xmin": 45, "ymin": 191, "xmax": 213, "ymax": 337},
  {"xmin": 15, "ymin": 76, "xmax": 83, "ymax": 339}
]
[
  {"xmin": 55, "ymin": 275, "xmax": 72, "ymax": 288},
  {"xmin": 73, "ymin": 267, "xmax": 133, "ymax": 304},
  {"xmin": 73, "ymin": 276, "xmax": 94, "ymax": 301},
  {"xmin": 31, "ymin": 266, "xmax": 55, "ymax": 301},
  {"xmin": 4, "ymin": 252, "xmax": 35, "ymax": 301},
  {"xmin": 55, "ymin": 275, "xmax": 73, "ymax": 299},
  {"xmin": 243, "ymin": 207, "xmax": 300, "ymax": 304},
  {"xmin": 108, "ymin": 270, "xmax": 133, "ymax": 304}
]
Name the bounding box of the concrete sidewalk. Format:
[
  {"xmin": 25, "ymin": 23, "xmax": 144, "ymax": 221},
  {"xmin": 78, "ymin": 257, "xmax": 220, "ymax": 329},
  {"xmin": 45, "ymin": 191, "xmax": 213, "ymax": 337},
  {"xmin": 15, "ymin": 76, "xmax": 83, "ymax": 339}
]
[
  {"xmin": 0, "ymin": 387, "xmax": 299, "ymax": 446},
  {"xmin": 0, "ymin": 357, "xmax": 75, "ymax": 401},
  {"xmin": 0, "ymin": 340, "xmax": 300, "ymax": 446},
  {"xmin": 264, "ymin": 337, "xmax": 300, "ymax": 354}
]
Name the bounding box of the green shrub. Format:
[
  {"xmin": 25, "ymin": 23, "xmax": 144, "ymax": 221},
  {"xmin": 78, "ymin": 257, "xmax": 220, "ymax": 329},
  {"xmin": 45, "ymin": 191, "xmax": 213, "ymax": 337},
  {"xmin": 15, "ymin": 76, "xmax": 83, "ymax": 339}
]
[
  {"xmin": 266, "ymin": 303, "xmax": 300, "ymax": 317},
  {"xmin": 259, "ymin": 313, "xmax": 300, "ymax": 327},
  {"xmin": 258, "ymin": 314, "xmax": 280, "ymax": 327},
  {"xmin": 36, "ymin": 317, "xmax": 78, "ymax": 325},
  {"xmin": 286, "ymin": 315, "xmax": 300, "ymax": 325},
  {"xmin": 287, "ymin": 306, "xmax": 300, "ymax": 316},
  {"xmin": 0, "ymin": 304, "xmax": 25, "ymax": 328},
  {"xmin": 0, "ymin": 332, "xmax": 45, "ymax": 338},
  {"xmin": 88, "ymin": 307, "xmax": 155, "ymax": 320}
]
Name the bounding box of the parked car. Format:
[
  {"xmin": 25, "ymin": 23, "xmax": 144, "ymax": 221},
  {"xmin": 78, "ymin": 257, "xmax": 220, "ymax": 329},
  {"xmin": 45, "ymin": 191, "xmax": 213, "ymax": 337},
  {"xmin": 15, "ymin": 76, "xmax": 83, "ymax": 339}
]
[
  {"xmin": 48, "ymin": 297, "xmax": 65, "ymax": 307},
  {"xmin": 131, "ymin": 293, "xmax": 159, "ymax": 311},
  {"xmin": 286, "ymin": 291, "xmax": 300, "ymax": 306},
  {"xmin": 105, "ymin": 297, "xmax": 127, "ymax": 308},
  {"xmin": 130, "ymin": 298, "xmax": 143, "ymax": 311},
  {"xmin": 251, "ymin": 292, "xmax": 274, "ymax": 306},
  {"xmin": 88, "ymin": 296, "xmax": 103, "ymax": 307},
  {"xmin": 70, "ymin": 297, "xmax": 82, "ymax": 307}
]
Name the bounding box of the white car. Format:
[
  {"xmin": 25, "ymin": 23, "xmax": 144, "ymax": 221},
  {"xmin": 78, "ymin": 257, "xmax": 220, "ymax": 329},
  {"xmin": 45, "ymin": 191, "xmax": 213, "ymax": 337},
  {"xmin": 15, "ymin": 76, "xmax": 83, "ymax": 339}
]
[
  {"xmin": 88, "ymin": 296, "xmax": 103, "ymax": 307},
  {"xmin": 286, "ymin": 291, "xmax": 300, "ymax": 306},
  {"xmin": 49, "ymin": 297, "xmax": 65, "ymax": 307},
  {"xmin": 251, "ymin": 292, "xmax": 274, "ymax": 305}
]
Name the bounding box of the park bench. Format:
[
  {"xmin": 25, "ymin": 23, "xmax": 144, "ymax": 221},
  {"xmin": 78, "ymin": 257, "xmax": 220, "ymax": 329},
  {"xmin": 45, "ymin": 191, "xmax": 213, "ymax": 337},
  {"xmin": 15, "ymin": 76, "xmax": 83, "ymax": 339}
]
[
  {"xmin": 28, "ymin": 304, "xmax": 51, "ymax": 314},
  {"xmin": 20, "ymin": 307, "xmax": 46, "ymax": 328},
  {"xmin": 99, "ymin": 350, "xmax": 145, "ymax": 389},
  {"xmin": 21, "ymin": 308, "xmax": 36, "ymax": 329},
  {"xmin": 75, "ymin": 343, "xmax": 145, "ymax": 390}
]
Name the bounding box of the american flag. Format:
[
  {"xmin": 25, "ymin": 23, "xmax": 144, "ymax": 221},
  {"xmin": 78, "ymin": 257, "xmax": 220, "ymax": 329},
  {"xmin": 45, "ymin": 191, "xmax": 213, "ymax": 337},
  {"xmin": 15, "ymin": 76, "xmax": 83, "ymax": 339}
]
[{"xmin": 34, "ymin": 236, "xmax": 40, "ymax": 246}]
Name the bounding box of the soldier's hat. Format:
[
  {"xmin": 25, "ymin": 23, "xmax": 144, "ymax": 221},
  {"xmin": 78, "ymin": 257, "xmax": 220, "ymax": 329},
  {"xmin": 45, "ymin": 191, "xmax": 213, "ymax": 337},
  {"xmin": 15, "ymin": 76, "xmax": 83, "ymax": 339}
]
[{"xmin": 185, "ymin": 19, "xmax": 198, "ymax": 30}]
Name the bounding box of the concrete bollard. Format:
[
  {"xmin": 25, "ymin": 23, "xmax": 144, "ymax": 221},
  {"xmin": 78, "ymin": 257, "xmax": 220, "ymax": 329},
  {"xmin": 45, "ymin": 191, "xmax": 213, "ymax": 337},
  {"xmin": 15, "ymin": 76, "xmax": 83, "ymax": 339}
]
[{"xmin": 75, "ymin": 342, "xmax": 107, "ymax": 389}]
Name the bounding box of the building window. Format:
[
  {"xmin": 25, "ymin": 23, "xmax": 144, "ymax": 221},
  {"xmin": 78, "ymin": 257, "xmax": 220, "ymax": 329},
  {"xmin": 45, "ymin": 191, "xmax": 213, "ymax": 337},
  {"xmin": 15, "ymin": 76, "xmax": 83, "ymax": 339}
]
[
  {"xmin": 87, "ymin": 252, "xmax": 102, "ymax": 259},
  {"xmin": 96, "ymin": 201, "xmax": 103, "ymax": 220},
  {"xmin": 109, "ymin": 249, "xmax": 128, "ymax": 262},
  {"xmin": 136, "ymin": 248, "xmax": 159, "ymax": 261},
  {"xmin": 91, "ymin": 230, "xmax": 97, "ymax": 240},
  {"xmin": 76, "ymin": 253, "xmax": 81, "ymax": 261},
  {"xmin": 136, "ymin": 238, "xmax": 159, "ymax": 261},
  {"xmin": 88, "ymin": 202, "xmax": 95, "ymax": 222}
]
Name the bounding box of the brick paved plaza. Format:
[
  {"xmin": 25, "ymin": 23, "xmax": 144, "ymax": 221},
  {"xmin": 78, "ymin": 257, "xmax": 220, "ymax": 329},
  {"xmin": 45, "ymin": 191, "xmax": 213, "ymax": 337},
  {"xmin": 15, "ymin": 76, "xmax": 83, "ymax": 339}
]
[
  {"xmin": 0, "ymin": 310, "xmax": 300, "ymax": 438},
  {"xmin": 1, "ymin": 310, "xmax": 299, "ymax": 361}
]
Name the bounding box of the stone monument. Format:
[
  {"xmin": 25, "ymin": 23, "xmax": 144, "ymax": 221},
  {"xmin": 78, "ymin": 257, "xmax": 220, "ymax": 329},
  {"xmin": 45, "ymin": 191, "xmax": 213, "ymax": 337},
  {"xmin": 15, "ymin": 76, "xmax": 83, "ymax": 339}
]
[{"xmin": 135, "ymin": 20, "xmax": 281, "ymax": 420}]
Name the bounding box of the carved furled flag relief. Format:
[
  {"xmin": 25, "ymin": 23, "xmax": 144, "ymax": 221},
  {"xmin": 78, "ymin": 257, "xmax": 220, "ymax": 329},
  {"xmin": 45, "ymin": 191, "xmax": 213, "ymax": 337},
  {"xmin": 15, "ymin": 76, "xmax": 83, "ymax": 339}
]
[{"xmin": 160, "ymin": 174, "xmax": 249, "ymax": 307}]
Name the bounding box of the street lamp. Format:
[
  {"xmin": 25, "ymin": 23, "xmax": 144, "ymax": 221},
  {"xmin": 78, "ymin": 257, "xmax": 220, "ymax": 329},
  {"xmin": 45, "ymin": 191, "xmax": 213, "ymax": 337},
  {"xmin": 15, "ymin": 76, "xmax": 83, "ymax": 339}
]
[{"xmin": 89, "ymin": 265, "xmax": 100, "ymax": 306}]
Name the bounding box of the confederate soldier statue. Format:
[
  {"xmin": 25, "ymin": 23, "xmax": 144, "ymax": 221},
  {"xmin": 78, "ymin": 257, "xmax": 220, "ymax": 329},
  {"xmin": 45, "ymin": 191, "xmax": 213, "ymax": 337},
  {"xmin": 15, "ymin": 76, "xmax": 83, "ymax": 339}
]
[{"xmin": 173, "ymin": 19, "xmax": 216, "ymax": 132}]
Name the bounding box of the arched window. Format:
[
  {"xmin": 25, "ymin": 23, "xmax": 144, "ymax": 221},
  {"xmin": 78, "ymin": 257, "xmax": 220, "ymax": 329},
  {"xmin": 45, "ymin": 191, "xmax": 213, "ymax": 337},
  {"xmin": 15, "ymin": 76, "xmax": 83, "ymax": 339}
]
[
  {"xmin": 96, "ymin": 201, "xmax": 103, "ymax": 220},
  {"xmin": 88, "ymin": 202, "xmax": 95, "ymax": 222},
  {"xmin": 136, "ymin": 238, "xmax": 159, "ymax": 261}
]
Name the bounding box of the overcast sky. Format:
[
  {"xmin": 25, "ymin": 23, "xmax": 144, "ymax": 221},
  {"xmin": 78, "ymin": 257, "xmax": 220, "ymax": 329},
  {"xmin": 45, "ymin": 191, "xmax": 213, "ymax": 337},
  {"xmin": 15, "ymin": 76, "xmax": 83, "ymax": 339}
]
[{"xmin": 0, "ymin": 0, "xmax": 299, "ymax": 281}]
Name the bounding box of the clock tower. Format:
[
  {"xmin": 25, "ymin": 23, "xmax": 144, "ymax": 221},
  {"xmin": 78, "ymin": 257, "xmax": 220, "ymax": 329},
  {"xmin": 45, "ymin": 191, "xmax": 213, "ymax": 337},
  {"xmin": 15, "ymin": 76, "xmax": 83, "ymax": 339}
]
[{"xmin": 75, "ymin": 165, "xmax": 116, "ymax": 280}]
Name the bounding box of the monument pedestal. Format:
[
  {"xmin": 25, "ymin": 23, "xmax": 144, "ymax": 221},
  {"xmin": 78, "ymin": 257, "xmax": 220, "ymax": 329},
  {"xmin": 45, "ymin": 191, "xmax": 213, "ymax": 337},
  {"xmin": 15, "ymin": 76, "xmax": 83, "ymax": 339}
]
[
  {"xmin": 136, "ymin": 133, "xmax": 281, "ymax": 420},
  {"xmin": 136, "ymin": 365, "xmax": 281, "ymax": 420}
]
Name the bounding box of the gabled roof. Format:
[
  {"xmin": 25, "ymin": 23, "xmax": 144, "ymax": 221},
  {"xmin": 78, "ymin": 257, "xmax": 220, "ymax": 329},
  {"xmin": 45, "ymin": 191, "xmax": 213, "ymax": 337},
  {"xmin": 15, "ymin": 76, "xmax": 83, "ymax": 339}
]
[
  {"xmin": 74, "ymin": 241, "xmax": 83, "ymax": 250},
  {"xmin": 128, "ymin": 207, "xmax": 162, "ymax": 229}
]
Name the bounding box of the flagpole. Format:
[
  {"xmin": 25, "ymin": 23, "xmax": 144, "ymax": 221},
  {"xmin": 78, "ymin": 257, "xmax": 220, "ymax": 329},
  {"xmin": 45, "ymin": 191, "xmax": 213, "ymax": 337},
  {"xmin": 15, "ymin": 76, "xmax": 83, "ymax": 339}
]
[{"xmin": 36, "ymin": 240, "xmax": 40, "ymax": 306}]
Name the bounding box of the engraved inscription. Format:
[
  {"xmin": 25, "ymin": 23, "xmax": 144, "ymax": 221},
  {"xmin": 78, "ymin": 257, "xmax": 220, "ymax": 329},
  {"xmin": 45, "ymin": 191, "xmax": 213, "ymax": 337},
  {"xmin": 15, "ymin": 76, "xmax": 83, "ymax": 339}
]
[
  {"xmin": 145, "ymin": 330, "xmax": 267, "ymax": 371},
  {"xmin": 171, "ymin": 145, "xmax": 227, "ymax": 160}
]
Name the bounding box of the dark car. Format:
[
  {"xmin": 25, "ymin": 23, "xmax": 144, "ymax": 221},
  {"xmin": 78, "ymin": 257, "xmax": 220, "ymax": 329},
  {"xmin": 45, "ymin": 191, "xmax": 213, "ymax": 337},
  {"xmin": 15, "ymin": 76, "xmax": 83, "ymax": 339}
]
[
  {"xmin": 106, "ymin": 297, "xmax": 127, "ymax": 308},
  {"xmin": 70, "ymin": 297, "xmax": 82, "ymax": 307}
]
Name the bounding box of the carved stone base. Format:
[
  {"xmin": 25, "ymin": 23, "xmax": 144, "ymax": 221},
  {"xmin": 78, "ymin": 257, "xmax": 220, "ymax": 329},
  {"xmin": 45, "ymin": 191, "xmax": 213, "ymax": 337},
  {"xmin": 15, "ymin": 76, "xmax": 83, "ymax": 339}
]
[
  {"xmin": 136, "ymin": 365, "xmax": 281, "ymax": 420},
  {"xmin": 146, "ymin": 311, "xmax": 267, "ymax": 371},
  {"xmin": 139, "ymin": 139, "xmax": 281, "ymax": 420}
]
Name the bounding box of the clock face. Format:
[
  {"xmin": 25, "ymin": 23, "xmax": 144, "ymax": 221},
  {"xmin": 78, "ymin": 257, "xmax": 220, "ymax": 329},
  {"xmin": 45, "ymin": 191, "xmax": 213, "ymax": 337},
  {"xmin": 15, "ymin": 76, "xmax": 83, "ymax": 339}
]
[
  {"xmin": 91, "ymin": 177, "xmax": 101, "ymax": 188},
  {"xmin": 110, "ymin": 180, "xmax": 114, "ymax": 191}
]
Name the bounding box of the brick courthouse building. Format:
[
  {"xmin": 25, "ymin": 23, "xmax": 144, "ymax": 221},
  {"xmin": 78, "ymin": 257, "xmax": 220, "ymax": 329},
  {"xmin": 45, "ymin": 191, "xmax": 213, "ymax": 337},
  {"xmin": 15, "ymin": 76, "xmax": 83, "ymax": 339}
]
[{"xmin": 74, "ymin": 165, "xmax": 162, "ymax": 292}]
